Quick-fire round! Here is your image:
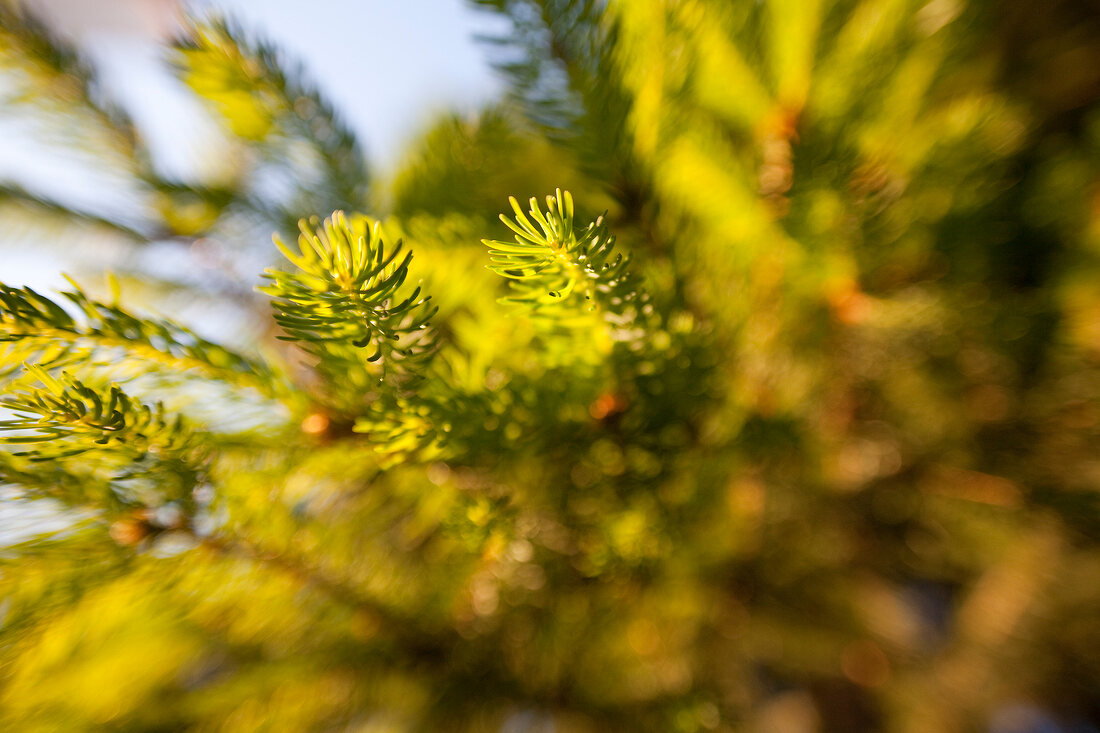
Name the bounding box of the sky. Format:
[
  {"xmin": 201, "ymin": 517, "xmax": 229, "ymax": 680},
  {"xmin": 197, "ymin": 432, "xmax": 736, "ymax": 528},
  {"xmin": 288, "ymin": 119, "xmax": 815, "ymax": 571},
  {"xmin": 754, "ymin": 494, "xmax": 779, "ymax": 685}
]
[
  {"xmin": 3, "ymin": 0, "xmax": 507, "ymax": 289},
  {"xmin": 26, "ymin": 0, "xmax": 507, "ymax": 170},
  {"xmin": 196, "ymin": 0, "xmax": 507, "ymax": 167}
]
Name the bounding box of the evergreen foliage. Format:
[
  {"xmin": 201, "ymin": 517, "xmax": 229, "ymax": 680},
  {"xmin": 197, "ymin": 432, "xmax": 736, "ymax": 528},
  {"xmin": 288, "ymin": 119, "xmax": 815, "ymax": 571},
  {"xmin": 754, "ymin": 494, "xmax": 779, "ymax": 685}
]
[
  {"xmin": 0, "ymin": 1, "xmax": 1098, "ymax": 732},
  {"xmin": 263, "ymin": 212, "xmax": 436, "ymax": 366},
  {"xmin": 0, "ymin": 279, "xmax": 277, "ymax": 391},
  {"xmin": 485, "ymin": 189, "xmax": 642, "ymax": 319}
]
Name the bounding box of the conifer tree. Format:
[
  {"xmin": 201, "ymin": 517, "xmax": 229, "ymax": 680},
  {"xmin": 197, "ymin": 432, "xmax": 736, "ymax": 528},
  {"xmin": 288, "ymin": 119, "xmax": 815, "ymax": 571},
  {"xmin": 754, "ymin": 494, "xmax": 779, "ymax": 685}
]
[{"xmin": 0, "ymin": 1, "xmax": 1098, "ymax": 731}]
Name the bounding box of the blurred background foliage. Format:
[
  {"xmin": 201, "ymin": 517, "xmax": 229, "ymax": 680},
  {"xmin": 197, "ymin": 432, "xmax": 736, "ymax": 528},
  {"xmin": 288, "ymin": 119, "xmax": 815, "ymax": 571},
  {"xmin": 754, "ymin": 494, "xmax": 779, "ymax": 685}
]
[{"xmin": 0, "ymin": 0, "xmax": 1099, "ymax": 731}]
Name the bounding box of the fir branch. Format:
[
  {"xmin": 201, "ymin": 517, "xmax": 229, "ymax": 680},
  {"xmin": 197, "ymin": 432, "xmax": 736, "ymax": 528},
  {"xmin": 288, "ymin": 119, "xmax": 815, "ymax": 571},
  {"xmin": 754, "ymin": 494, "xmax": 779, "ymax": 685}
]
[
  {"xmin": 0, "ymin": 370, "xmax": 205, "ymax": 530},
  {"xmin": 174, "ymin": 18, "xmax": 369, "ymax": 214},
  {"xmin": 0, "ymin": 5, "xmax": 144, "ymax": 166},
  {"xmin": 469, "ymin": 0, "xmax": 637, "ymax": 188},
  {"xmin": 484, "ymin": 189, "xmax": 642, "ymax": 319},
  {"xmin": 470, "ymin": 0, "xmax": 605, "ymax": 135},
  {"xmin": 261, "ymin": 212, "xmax": 437, "ymax": 375},
  {"xmin": 0, "ymin": 451, "xmax": 109, "ymax": 509},
  {"xmin": 0, "ymin": 340, "xmax": 77, "ymax": 382},
  {"xmin": 0, "ymin": 367, "xmax": 193, "ymax": 459},
  {"xmin": 0, "ymin": 278, "xmax": 283, "ymax": 396}
]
